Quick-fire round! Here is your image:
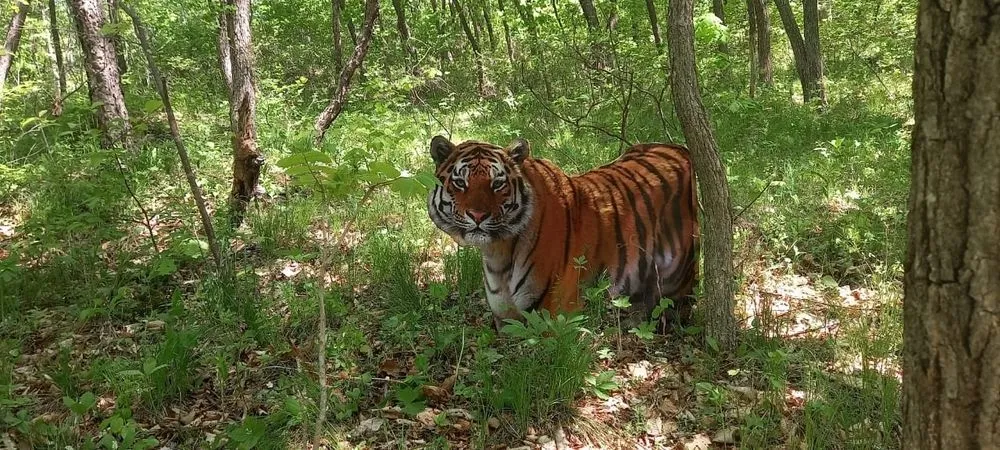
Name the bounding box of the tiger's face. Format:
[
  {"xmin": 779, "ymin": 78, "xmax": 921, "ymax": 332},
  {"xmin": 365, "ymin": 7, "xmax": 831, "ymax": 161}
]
[{"xmin": 427, "ymin": 136, "xmax": 535, "ymax": 247}]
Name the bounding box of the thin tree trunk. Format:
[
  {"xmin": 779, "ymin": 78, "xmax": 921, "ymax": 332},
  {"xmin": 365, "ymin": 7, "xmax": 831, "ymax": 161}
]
[
  {"xmin": 451, "ymin": 0, "xmax": 487, "ymax": 95},
  {"xmin": 497, "ymin": 0, "xmax": 514, "ymax": 64},
  {"xmin": 390, "ymin": 0, "xmax": 415, "ymax": 64},
  {"xmin": 746, "ymin": 0, "xmax": 757, "ymax": 97},
  {"xmin": 46, "ymin": 0, "xmax": 66, "ymax": 102},
  {"xmin": 313, "ymin": 0, "xmax": 379, "ymax": 146},
  {"xmin": 225, "ymin": 0, "xmax": 261, "ymax": 227},
  {"xmin": 481, "ymin": 3, "xmax": 495, "ymax": 51},
  {"xmin": 578, "ymin": 0, "xmax": 599, "ymax": 31},
  {"xmin": 801, "ymin": 0, "xmax": 825, "ymax": 106},
  {"xmin": 107, "ymin": 0, "xmax": 126, "ymax": 75},
  {"xmin": 0, "ymin": 0, "xmax": 31, "ymax": 104},
  {"xmin": 667, "ymin": 0, "xmax": 737, "ymax": 351},
  {"xmin": 748, "ymin": 0, "xmax": 772, "ymax": 87},
  {"xmin": 903, "ymin": 0, "xmax": 1000, "ymax": 448},
  {"xmin": 713, "ymin": 0, "xmax": 727, "ymax": 53},
  {"xmin": 332, "ymin": 0, "xmax": 344, "ymax": 78},
  {"xmin": 121, "ymin": 2, "xmax": 223, "ymax": 269},
  {"xmin": 215, "ymin": 1, "xmax": 233, "ymax": 100},
  {"xmin": 68, "ymin": 0, "xmax": 131, "ymax": 148},
  {"xmin": 644, "ymin": 0, "xmax": 661, "ymax": 50},
  {"xmin": 774, "ymin": 0, "xmax": 823, "ymax": 104}
]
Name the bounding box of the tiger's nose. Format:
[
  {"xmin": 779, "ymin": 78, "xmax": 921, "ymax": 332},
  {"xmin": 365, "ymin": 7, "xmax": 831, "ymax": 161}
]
[{"xmin": 467, "ymin": 210, "xmax": 490, "ymax": 223}]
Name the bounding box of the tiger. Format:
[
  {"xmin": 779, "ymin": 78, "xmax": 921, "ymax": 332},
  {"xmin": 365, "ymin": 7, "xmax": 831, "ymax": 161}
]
[{"xmin": 426, "ymin": 135, "xmax": 700, "ymax": 332}]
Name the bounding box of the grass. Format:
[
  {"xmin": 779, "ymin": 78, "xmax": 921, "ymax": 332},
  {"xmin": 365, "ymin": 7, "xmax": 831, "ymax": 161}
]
[{"xmin": 0, "ymin": 11, "xmax": 912, "ymax": 448}]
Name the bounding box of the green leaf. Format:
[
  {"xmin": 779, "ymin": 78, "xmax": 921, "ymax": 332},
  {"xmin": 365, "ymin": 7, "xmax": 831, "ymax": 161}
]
[
  {"xmin": 142, "ymin": 99, "xmax": 164, "ymax": 113},
  {"xmin": 368, "ymin": 161, "xmax": 401, "ymax": 179},
  {"xmin": 149, "ymin": 257, "xmax": 178, "ymax": 277},
  {"xmin": 611, "ymin": 297, "xmax": 631, "ymax": 309},
  {"xmin": 389, "ymin": 177, "xmax": 428, "ymax": 199}
]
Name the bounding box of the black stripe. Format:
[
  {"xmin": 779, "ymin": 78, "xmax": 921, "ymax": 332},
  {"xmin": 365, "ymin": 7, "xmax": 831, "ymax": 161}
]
[
  {"xmin": 512, "ymin": 262, "xmax": 535, "ymax": 295},
  {"xmin": 528, "ymin": 278, "xmax": 553, "ymax": 310},
  {"xmin": 592, "ymin": 174, "xmax": 628, "ymax": 287},
  {"xmin": 485, "ymin": 275, "xmax": 500, "ymax": 294},
  {"xmin": 607, "ymin": 166, "xmax": 654, "ymax": 285}
]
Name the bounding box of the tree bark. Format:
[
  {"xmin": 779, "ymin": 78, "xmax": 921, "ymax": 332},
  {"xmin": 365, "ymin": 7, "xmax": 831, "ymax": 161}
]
[
  {"xmin": 0, "ymin": 0, "xmax": 31, "ymax": 104},
  {"xmin": 332, "ymin": 0, "xmax": 344, "ymax": 78},
  {"xmin": 773, "ymin": 0, "xmax": 824, "ymax": 105},
  {"xmin": 903, "ymin": 0, "xmax": 1000, "ymax": 448},
  {"xmin": 644, "ymin": 0, "xmax": 661, "ymax": 50},
  {"xmin": 390, "ymin": 0, "xmax": 415, "ymax": 64},
  {"xmin": 667, "ymin": 0, "xmax": 737, "ymax": 351},
  {"xmin": 314, "ymin": 0, "xmax": 379, "ymax": 146},
  {"xmin": 578, "ymin": 0, "xmax": 599, "ymax": 31},
  {"xmin": 747, "ymin": 0, "xmax": 772, "ymax": 88},
  {"xmin": 224, "ymin": 0, "xmax": 261, "ymax": 227},
  {"xmin": 68, "ymin": 0, "xmax": 132, "ymax": 148}
]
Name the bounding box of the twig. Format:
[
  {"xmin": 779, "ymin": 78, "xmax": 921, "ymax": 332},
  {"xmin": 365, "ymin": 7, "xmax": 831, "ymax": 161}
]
[
  {"xmin": 113, "ymin": 155, "xmax": 159, "ymax": 253},
  {"xmin": 733, "ymin": 180, "xmax": 774, "ymax": 221}
]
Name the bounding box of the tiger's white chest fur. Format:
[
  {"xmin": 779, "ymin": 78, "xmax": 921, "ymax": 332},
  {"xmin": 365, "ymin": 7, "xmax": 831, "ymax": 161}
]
[{"xmin": 480, "ymin": 231, "xmax": 542, "ymax": 325}]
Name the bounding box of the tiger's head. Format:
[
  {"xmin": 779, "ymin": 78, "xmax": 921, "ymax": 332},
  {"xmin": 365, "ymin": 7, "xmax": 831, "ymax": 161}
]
[{"xmin": 427, "ymin": 135, "xmax": 535, "ymax": 247}]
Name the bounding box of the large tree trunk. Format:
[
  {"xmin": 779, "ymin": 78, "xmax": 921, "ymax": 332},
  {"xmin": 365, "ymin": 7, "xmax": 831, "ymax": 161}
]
[
  {"xmin": 331, "ymin": 0, "xmax": 344, "ymax": 78},
  {"xmin": 903, "ymin": 0, "xmax": 1000, "ymax": 448},
  {"xmin": 68, "ymin": 0, "xmax": 131, "ymax": 148},
  {"xmin": 390, "ymin": 0, "xmax": 415, "ymax": 65},
  {"xmin": 224, "ymin": 0, "xmax": 262, "ymax": 227},
  {"xmin": 774, "ymin": 0, "xmax": 824, "ymax": 105},
  {"xmin": 0, "ymin": 0, "xmax": 31, "ymax": 105},
  {"xmin": 747, "ymin": 0, "xmax": 772, "ymax": 89},
  {"xmin": 578, "ymin": 0, "xmax": 599, "ymax": 31},
  {"xmin": 668, "ymin": 0, "xmax": 737, "ymax": 351},
  {"xmin": 314, "ymin": 0, "xmax": 379, "ymax": 145},
  {"xmin": 644, "ymin": 0, "xmax": 662, "ymax": 50}
]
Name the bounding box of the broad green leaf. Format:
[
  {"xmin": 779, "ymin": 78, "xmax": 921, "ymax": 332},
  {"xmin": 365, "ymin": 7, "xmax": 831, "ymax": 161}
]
[
  {"xmin": 389, "ymin": 177, "xmax": 428, "ymax": 199},
  {"xmin": 368, "ymin": 161, "xmax": 401, "ymax": 179},
  {"xmin": 142, "ymin": 99, "xmax": 164, "ymax": 113}
]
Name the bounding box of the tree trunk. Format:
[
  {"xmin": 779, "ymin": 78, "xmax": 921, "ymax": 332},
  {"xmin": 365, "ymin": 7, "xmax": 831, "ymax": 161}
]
[
  {"xmin": 332, "ymin": 0, "xmax": 344, "ymax": 78},
  {"xmin": 713, "ymin": 0, "xmax": 727, "ymax": 53},
  {"xmin": 774, "ymin": 0, "xmax": 823, "ymax": 104},
  {"xmin": 452, "ymin": 0, "xmax": 487, "ymax": 95},
  {"xmin": 46, "ymin": 0, "xmax": 66, "ymax": 102},
  {"xmin": 107, "ymin": 0, "xmax": 127, "ymax": 75},
  {"xmin": 748, "ymin": 0, "xmax": 772, "ymax": 88},
  {"xmin": 68, "ymin": 0, "xmax": 131, "ymax": 148},
  {"xmin": 481, "ymin": 3, "xmax": 496, "ymax": 51},
  {"xmin": 801, "ymin": 0, "xmax": 825, "ymax": 106},
  {"xmin": 390, "ymin": 0, "xmax": 415, "ymax": 64},
  {"xmin": 903, "ymin": 0, "xmax": 1000, "ymax": 448},
  {"xmin": 497, "ymin": 0, "xmax": 514, "ymax": 64},
  {"xmin": 314, "ymin": 0, "xmax": 379, "ymax": 145},
  {"xmin": 578, "ymin": 0, "xmax": 599, "ymax": 31},
  {"xmin": 644, "ymin": 0, "xmax": 661, "ymax": 50},
  {"xmin": 667, "ymin": 0, "xmax": 737, "ymax": 351},
  {"xmin": 0, "ymin": 0, "xmax": 31, "ymax": 104},
  {"xmin": 224, "ymin": 0, "xmax": 262, "ymax": 227}
]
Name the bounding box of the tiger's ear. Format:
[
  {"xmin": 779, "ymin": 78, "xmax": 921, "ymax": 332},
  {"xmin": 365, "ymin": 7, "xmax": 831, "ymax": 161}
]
[
  {"xmin": 506, "ymin": 138, "xmax": 530, "ymax": 164},
  {"xmin": 430, "ymin": 135, "xmax": 456, "ymax": 166}
]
